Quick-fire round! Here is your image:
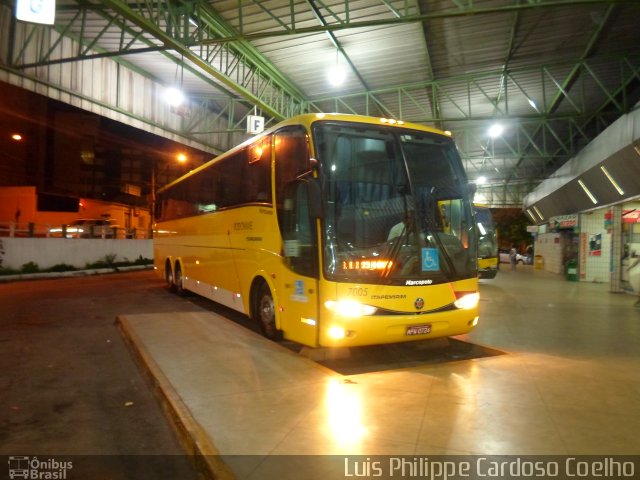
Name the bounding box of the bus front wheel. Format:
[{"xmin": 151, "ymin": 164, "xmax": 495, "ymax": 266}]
[{"xmin": 255, "ymin": 284, "xmax": 280, "ymax": 340}]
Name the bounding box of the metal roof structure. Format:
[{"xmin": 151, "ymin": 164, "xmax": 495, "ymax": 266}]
[{"xmin": 1, "ymin": 0, "xmax": 639, "ymax": 207}]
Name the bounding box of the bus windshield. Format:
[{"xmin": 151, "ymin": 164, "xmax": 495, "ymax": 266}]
[
  {"xmin": 475, "ymin": 206, "xmax": 498, "ymax": 260},
  {"xmin": 314, "ymin": 122, "xmax": 477, "ymax": 285}
]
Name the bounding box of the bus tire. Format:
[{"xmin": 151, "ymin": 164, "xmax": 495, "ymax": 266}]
[
  {"xmin": 254, "ymin": 283, "xmax": 281, "ymax": 340},
  {"xmin": 165, "ymin": 260, "xmax": 176, "ymax": 292},
  {"xmin": 174, "ymin": 262, "xmax": 186, "ymax": 296}
]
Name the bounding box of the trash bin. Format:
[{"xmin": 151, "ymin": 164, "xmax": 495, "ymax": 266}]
[
  {"xmin": 534, "ymin": 255, "xmax": 544, "ymax": 270},
  {"xmin": 566, "ymin": 259, "xmax": 578, "ymax": 281}
]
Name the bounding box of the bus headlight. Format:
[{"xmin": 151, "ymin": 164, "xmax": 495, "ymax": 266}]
[
  {"xmin": 454, "ymin": 292, "xmax": 479, "ymax": 310},
  {"xmin": 325, "ymin": 300, "xmax": 377, "ymax": 317}
]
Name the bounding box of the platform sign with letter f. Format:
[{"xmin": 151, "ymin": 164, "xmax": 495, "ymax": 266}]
[{"xmin": 247, "ymin": 115, "xmax": 265, "ymax": 134}]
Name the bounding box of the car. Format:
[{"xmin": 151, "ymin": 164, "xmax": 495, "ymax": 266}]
[
  {"xmin": 49, "ymin": 219, "xmax": 118, "ymax": 238},
  {"xmin": 499, "ymin": 249, "xmax": 531, "ymax": 264}
]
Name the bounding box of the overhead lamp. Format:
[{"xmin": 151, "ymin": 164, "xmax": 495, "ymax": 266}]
[
  {"xmin": 177, "ymin": 153, "xmax": 187, "ymax": 163},
  {"xmin": 328, "ymin": 65, "xmax": 346, "ymax": 87},
  {"xmin": 527, "ymin": 98, "xmax": 539, "ymax": 111},
  {"xmin": 525, "ymin": 209, "xmax": 537, "ymax": 223},
  {"xmin": 488, "ymin": 123, "xmax": 504, "ymax": 138},
  {"xmin": 11, "ymin": 133, "xmax": 23, "ymax": 141},
  {"xmin": 328, "ymin": 48, "xmax": 345, "ymax": 87},
  {"xmin": 600, "ymin": 166, "xmax": 624, "ymax": 195},
  {"xmin": 476, "ymin": 176, "xmax": 487, "ymax": 185},
  {"xmin": 578, "ymin": 179, "xmax": 598, "ymax": 204},
  {"xmin": 164, "ymin": 86, "xmax": 185, "ymax": 107}
]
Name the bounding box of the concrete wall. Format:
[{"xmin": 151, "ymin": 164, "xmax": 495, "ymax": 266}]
[{"xmin": 0, "ymin": 238, "xmax": 152, "ymax": 270}]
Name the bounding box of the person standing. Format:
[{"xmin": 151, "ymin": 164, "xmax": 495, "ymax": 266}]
[{"xmin": 509, "ymin": 245, "xmax": 517, "ymax": 271}]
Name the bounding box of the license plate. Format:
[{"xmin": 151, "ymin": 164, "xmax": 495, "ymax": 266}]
[{"xmin": 406, "ymin": 324, "xmax": 432, "ymax": 336}]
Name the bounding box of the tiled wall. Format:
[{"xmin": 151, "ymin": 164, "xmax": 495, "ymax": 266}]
[
  {"xmin": 580, "ymin": 209, "xmax": 611, "ymax": 283},
  {"xmin": 534, "ymin": 232, "xmax": 563, "ymax": 274}
]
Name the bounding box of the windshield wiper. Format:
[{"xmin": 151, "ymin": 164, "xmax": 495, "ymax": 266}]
[{"xmin": 381, "ymin": 223, "xmax": 408, "ymax": 279}]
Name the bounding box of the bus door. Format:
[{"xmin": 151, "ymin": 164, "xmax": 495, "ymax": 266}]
[{"xmin": 275, "ymin": 127, "xmax": 320, "ymax": 346}]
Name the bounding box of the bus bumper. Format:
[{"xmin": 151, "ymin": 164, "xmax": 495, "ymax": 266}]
[{"xmin": 317, "ymin": 308, "xmax": 479, "ymax": 348}]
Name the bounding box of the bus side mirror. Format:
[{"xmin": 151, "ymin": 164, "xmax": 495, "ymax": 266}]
[{"xmin": 306, "ymin": 178, "xmax": 325, "ymax": 219}]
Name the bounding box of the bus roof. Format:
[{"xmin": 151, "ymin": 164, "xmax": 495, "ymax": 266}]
[{"xmin": 158, "ymin": 113, "xmax": 451, "ymax": 193}]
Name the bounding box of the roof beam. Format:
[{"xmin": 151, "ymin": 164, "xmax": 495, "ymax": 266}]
[{"xmin": 196, "ymin": 0, "xmax": 634, "ymax": 45}]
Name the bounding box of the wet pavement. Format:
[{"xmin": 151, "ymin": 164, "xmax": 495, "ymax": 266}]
[{"xmin": 0, "ymin": 271, "xmax": 200, "ymax": 478}]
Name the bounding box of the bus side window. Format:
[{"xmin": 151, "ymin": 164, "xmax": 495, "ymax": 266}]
[
  {"xmin": 281, "ymin": 181, "xmax": 318, "ymax": 278},
  {"xmin": 275, "ymin": 127, "xmax": 311, "ymax": 236},
  {"xmin": 274, "ymin": 127, "xmax": 311, "ymax": 204}
]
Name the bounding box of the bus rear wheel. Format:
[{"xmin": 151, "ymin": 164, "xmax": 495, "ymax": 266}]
[
  {"xmin": 174, "ymin": 263, "xmax": 186, "ymax": 296},
  {"xmin": 165, "ymin": 260, "xmax": 176, "ymax": 292},
  {"xmin": 255, "ymin": 284, "xmax": 280, "ymax": 340}
]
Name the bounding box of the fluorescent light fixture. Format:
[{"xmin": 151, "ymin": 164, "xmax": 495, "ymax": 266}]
[
  {"xmin": 488, "ymin": 123, "xmax": 503, "ymax": 138},
  {"xmin": 533, "ymin": 206, "xmax": 544, "ymax": 221},
  {"xmin": 527, "ymin": 98, "xmax": 539, "ymax": 111},
  {"xmin": 600, "ymin": 166, "xmax": 624, "ymax": 195},
  {"xmin": 578, "ymin": 179, "xmax": 598, "ymax": 204},
  {"xmin": 526, "ymin": 209, "xmax": 537, "ymax": 223}
]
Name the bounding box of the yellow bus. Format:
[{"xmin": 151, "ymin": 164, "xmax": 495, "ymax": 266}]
[
  {"xmin": 474, "ymin": 205, "xmax": 499, "ymax": 279},
  {"xmin": 154, "ymin": 113, "xmax": 479, "ymax": 348}
]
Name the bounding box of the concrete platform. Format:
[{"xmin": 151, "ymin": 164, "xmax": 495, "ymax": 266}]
[{"xmin": 117, "ymin": 266, "xmax": 640, "ymax": 479}]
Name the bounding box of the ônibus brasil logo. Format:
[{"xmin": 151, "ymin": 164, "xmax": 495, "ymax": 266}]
[{"xmin": 8, "ymin": 456, "xmax": 73, "ymax": 479}]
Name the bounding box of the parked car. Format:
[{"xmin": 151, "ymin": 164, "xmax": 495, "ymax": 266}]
[
  {"xmin": 49, "ymin": 219, "xmax": 118, "ymax": 238},
  {"xmin": 498, "ymin": 249, "xmax": 531, "ymax": 264}
]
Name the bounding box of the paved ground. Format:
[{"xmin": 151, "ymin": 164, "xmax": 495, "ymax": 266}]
[{"xmin": 0, "ymin": 270, "xmax": 201, "ymax": 478}]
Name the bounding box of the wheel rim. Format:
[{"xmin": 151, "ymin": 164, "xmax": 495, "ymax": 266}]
[
  {"xmin": 259, "ymin": 293, "xmax": 276, "ymax": 337},
  {"xmin": 175, "ymin": 267, "xmax": 183, "ymax": 291},
  {"xmin": 165, "ymin": 265, "xmax": 173, "ymax": 286}
]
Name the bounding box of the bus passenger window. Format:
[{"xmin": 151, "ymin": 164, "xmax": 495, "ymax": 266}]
[{"xmin": 246, "ymin": 136, "xmax": 272, "ymax": 203}]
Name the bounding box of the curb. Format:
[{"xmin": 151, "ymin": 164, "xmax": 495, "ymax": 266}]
[
  {"xmin": 116, "ymin": 315, "xmax": 236, "ymax": 480},
  {"xmin": 0, "ymin": 264, "xmax": 153, "ymax": 282}
]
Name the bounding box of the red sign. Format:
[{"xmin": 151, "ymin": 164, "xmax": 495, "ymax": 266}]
[{"xmin": 623, "ymin": 210, "xmax": 640, "ymax": 224}]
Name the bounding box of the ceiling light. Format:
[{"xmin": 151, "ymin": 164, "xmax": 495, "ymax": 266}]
[
  {"xmin": 164, "ymin": 87, "xmax": 184, "ymax": 107},
  {"xmin": 476, "ymin": 176, "xmax": 487, "ymax": 185},
  {"xmin": 533, "ymin": 206, "xmax": 544, "ymax": 221},
  {"xmin": 527, "ymin": 99, "xmax": 539, "ymax": 111},
  {"xmin": 600, "ymin": 166, "xmax": 624, "ymax": 195},
  {"xmin": 328, "ymin": 65, "xmax": 345, "ymax": 87},
  {"xmin": 578, "ymin": 179, "xmax": 598, "ymax": 204},
  {"xmin": 488, "ymin": 123, "xmax": 503, "ymax": 138},
  {"xmin": 11, "ymin": 133, "xmax": 23, "ymax": 141},
  {"xmin": 526, "ymin": 209, "xmax": 537, "ymax": 223}
]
